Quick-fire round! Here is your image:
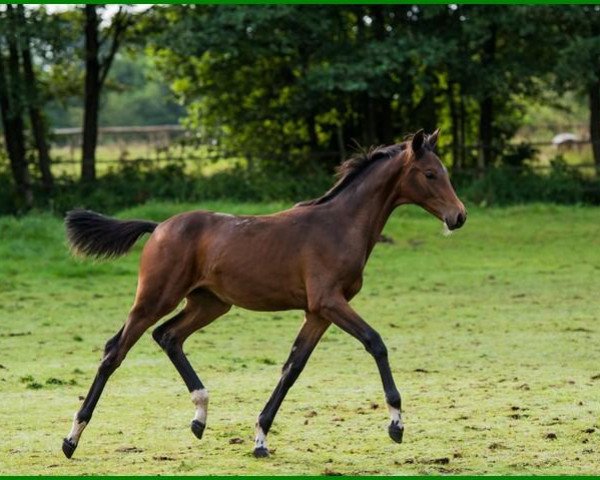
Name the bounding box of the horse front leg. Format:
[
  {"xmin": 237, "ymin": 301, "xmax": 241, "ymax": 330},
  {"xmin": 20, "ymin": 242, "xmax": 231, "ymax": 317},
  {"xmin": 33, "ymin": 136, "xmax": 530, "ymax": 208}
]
[
  {"xmin": 315, "ymin": 295, "xmax": 404, "ymax": 443},
  {"xmin": 254, "ymin": 313, "xmax": 329, "ymax": 457}
]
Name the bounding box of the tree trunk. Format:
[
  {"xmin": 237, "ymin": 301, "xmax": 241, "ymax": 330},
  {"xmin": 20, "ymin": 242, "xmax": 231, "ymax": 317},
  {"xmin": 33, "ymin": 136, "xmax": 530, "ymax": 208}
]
[
  {"xmin": 81, "ymin": 5, "xmax": 100, "ymax": 182},
  {"xmin": 478, "ymin": 23, "xmax": 497, "ymax": 171},
  {"xmin": 478, "ymin": 96, "xmax": 493, "ymax": 171},
  {"xmin": 17, "ymin": 4, "xmax": 53, "ymax": 193},
  {"xmin": 370, "ymin": 6, "xmax": 394, "ymax": 145},
  {"xmin": 365, "ymin": 95, "xmax": 376, "ymax": 146},
  {"xmin": 1, "ymin": 5, "xmax": 33, "ymax": 207},
  {"xmin": 377, "ymin": 99, "xmax": 394, "ymax": 144},
  {"xmin": 336, "ymin": 123, "xmax": 346, "ymax": 162},
  {"xmin": 307, "ymin": 113, "xmax": 318, "ymax": 151},
  {"xmin": 448, "ymin": 81, "xmax": 460, "ymax": 171},
  {"xmin": 590, "ymin": 81, "xmax": 600, "ymax": 176},
  {"xmin": 80, "ymin": 6, "xmax": 130, "ymax": 182},
  {"xmin": 0, "ymin": 55, "xmax": 27, "ymax": 200},
  {"xmin": 421, "ymin": 78, "xmax": 438, "ymax": 134},
  {"xmin": 459, "ymin": 91, "xmax": 467, "ymax": 168}
]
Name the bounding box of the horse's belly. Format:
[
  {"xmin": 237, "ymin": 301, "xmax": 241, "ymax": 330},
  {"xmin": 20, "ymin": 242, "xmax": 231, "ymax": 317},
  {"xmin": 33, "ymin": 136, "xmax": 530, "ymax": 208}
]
[
  {"xmin": 202, "ymin": 269, "xmax": 307, "ymax": 312},
  {"xmin": 210, "ymin": 283, "xmax": 306, "ymax": 311},
  {"xmin": 197, "ymin": 225, "xmax": 309, "ymax": 311}
]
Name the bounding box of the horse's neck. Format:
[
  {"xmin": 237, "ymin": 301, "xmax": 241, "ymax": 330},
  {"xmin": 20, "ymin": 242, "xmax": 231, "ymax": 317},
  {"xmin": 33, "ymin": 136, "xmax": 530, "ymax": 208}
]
[{"xmin": 329, "ymin": 157, "xmax": 402, "ymax": 257}]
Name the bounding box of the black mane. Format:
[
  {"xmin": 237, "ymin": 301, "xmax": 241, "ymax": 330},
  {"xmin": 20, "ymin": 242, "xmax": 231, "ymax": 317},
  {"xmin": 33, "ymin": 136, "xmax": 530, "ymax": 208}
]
[{"xmin": 296, "ymin": 143, "xmax": 407, "ymax": 207}]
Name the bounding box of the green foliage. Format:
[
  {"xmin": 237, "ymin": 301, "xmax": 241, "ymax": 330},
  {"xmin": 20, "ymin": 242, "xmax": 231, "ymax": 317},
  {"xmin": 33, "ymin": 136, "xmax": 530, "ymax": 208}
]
[
  {"xmin": 140, "ymin": 5, "xmax": 567, "ymax": 172},
  {"xmin": 46, "ymin": 53, "xmax": 184, "ymax": 128},
  {"xmin": 550, "ymin": 5, "xmax": 600, "ymax": 92},
  {"xmin": 144, "ymin": 6, "xmax": 463, "ymax": 169},
  {"xmin": 3, "ymin": 5, "xmax": 600, "ymax": 212},
  {"xmin": 2, "ymin": 155, "xmax": 599, "ymax": 217},
  {"xmin": 500, "ymin": 143, "xmax": 538, "ymax": 167},
  {"xmin": 3, "ymin": 138, "xmax": 600, "ymax": 216},
  {"xmin": 457, "ymin": 158, "xmax": 600, "ymax": 206},
  {"xmin": 0, "ymin": 159, "xmax": 332, "ymax": 215}
]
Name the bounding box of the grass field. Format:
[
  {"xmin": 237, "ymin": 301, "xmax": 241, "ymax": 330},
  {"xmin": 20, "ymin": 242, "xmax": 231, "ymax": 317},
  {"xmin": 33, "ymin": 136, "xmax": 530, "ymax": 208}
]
[{"xmin": 0, "ymin": 202, "xmax": 599, "ymax": 475}]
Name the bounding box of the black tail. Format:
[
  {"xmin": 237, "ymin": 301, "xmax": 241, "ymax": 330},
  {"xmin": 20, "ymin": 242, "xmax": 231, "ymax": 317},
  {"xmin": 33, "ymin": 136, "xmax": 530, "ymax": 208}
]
[{"xmin": 65, "ymin": 209, "xmax": 158, "ymax": 259}]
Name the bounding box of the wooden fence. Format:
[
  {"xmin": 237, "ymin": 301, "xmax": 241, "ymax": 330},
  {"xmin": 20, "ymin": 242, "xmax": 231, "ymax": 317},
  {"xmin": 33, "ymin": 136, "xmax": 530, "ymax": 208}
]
[{"xmin": 1, "ymin": 124, "xmax": 598, "ymax": 176}]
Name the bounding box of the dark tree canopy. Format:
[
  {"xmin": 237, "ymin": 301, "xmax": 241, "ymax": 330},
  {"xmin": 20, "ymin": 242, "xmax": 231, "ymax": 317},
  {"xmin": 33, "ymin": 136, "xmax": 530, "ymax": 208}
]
[{"xmin": 2, "ymin": 5, "xmax": 600, "ymax": 210}]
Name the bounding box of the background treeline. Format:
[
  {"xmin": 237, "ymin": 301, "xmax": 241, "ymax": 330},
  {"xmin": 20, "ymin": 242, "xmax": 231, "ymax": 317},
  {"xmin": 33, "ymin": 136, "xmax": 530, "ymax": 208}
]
[{"xmin": 1, "ymin": 5, "xmax": 600, "ymax": 214}]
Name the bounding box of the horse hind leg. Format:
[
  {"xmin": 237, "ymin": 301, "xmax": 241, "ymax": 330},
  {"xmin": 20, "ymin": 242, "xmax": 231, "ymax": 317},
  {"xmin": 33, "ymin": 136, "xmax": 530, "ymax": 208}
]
[
  {"xmin": 62, "ymin": 295, "xmax": 182, "ymax": 459},
  {"xmin": 152, "ymin": 289, "xmax": 231, "ymax": 440},
  {"xmin": 62, "ymin": 327, "xmax": 123, "ymax": 457}
]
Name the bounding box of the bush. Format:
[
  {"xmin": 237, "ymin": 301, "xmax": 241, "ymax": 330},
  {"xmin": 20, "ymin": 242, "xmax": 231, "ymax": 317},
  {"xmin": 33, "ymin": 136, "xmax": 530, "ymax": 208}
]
[
  {"xmin": 1, "ymin": 156, "xmax": 599, "ymax": 216},
  {"xmin": 0, "ymin": 161, "xmax": 332, "ymax": 216},
  {"xmin": 456, "ymin": 157, "xmax": 600, "ymax": 206}
]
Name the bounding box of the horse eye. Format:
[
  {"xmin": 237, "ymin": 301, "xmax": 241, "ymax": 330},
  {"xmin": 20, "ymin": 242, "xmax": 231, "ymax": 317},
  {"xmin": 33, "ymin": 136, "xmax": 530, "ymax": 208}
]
[{"xmin": 425, "ymin": 171, "xmax": 436, "ymax": 179}]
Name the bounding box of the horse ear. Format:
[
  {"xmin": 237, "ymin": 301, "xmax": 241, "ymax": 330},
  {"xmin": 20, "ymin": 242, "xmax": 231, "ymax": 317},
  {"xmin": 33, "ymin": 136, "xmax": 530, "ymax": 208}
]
[
  {"xmin": 411, "ymin": 129, "xmax": 425, "ymax": 153},
  {"xmin": 428, "ymin": 128, "xmax": 440, "ymax": 149}
]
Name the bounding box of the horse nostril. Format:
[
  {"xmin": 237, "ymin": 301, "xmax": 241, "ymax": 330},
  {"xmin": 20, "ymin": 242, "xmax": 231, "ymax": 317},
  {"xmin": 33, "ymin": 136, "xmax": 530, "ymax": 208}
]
[{"xmin": 456, "ymin": 212, "xmax": 465, "ymax": 227}]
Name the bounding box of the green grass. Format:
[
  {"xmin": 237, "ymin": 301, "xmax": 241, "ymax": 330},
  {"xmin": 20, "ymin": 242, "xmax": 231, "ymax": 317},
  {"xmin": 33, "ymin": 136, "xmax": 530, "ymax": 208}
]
[{"xmin": 0, "ymin": 202, "xmax": 599, "ymax": 475}]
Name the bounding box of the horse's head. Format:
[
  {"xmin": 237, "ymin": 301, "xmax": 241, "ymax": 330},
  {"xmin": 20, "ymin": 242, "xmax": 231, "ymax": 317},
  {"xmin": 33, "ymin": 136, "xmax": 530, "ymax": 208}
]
[{"xmin": 396, "ymin": 129, "xmax": 467, "ymax": 230}]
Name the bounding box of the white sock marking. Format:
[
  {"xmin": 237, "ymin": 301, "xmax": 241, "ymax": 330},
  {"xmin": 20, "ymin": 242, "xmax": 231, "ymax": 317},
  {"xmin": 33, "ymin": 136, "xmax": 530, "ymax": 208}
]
[
  {"xmin": 67, "ymin": 413, "xmax": 87, "ymax": 444},
  {"xmin": 191, "ymin": 388, "xmax": 209, "ymax": 424},
  {"xmin": 388, "ymin": 404, "xmax": 403, "ymax": 428},
  {"xmin": 254, "ymin": 423, "xmax": 267, "ymax": 451}
]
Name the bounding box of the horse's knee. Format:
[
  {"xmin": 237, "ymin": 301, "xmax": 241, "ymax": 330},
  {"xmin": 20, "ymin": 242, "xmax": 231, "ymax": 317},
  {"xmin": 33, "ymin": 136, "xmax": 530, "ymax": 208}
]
[
  {"xmin": 98, "ymin": 329, "xmax": 126, "ymax": 375},
  {"xmin": 152, "ymin": 326, "xmax": 180, "ymax": 356},
  {"xmin": 98, "ymin": 350, "xmax": 122, "ymax": 376},
  {"xmin": 103, "ymin": 328, "xmax": 123, "ymax": 356}
]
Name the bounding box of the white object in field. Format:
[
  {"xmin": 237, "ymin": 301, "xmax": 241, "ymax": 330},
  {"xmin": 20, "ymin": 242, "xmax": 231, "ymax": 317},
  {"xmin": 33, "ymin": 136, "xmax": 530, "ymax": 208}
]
[{"xmin": 552, "ymin": 133, "xmax": 579, "ymax": 146}]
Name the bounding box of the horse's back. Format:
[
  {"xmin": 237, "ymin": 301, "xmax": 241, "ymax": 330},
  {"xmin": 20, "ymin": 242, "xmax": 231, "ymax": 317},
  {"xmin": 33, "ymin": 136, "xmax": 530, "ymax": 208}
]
[{"xmin": 197, "ymin": 210, "xmax": 311, "ymax": 310}]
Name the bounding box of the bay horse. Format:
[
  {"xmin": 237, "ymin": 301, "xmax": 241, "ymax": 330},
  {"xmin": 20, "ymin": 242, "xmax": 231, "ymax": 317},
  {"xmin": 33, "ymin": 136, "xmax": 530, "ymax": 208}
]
[{"xmin": 61, "ymin": 129, "xmax": 466, "ymax": 459}]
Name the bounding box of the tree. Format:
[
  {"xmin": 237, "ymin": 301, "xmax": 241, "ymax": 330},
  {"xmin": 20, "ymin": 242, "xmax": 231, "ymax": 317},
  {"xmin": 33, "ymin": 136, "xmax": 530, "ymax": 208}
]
[
  {"xmin": 142, "ymin": 5, "xmax": 590, "ymax": 176},
  {"xmin": 552, "ymin": 6, "xmax": 600, "ymax": 174},
  {"xmin": 81, "ymin": 5, "xmax": 133, "ymax": 182},
  {"xmin": 145, "ymin": 5, "xmax": 454, "ymax": 171},
  {"xmin": 436, "ymin": 6, "xmax": 554, "ymax": 171},
  {"xmin": 0, "ymin": 4, "xmax": 32, "ymax": 207},
  {"xmin": 145, "ymin": 6, "xmax": 342, "ymax": 169},
  {"xmin": 1, "ymin": 5, "xmax": 79, "ymax": 204},
  {"xmin": 16, "ymin": 4, "xmax": 53, "ymax": 193}
]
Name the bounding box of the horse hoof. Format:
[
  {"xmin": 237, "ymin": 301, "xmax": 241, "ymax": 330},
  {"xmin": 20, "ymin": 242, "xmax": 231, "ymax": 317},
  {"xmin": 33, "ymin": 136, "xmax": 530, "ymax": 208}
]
[
  {"xmin": 62, "ymin": 438, "xmax": 77, "ymax": 459},
  {"xmin": 191, "ymin": 420, "xmax": 205, "ymax": 439},
  {"xmin": 253, "ymin": 446, "xmax": 270, "ymax": 458},
  {"xmin": 388, "ymin": 423, "xmax": 404, "ymax": 443}
]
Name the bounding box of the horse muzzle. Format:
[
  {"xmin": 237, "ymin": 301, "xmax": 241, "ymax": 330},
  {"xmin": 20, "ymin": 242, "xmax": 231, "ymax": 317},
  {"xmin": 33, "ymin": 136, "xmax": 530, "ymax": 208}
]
[{"xmin": 445, "ymin": 210, "xmax": 467, "ymax": 230}]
